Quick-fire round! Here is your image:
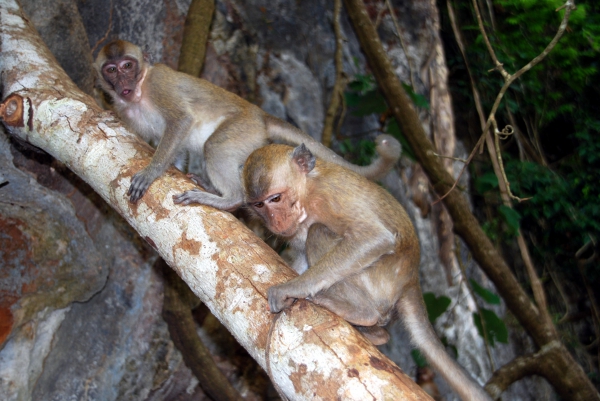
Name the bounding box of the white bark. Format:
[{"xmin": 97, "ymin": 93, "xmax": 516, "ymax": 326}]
[{"xmin": 0, "ymin": 1, "xmax": 432, "ymax": 399}]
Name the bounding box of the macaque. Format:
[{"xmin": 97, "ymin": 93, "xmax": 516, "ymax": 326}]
[
  {"xmin": 242, "ymin": 144, "xmax": 492, "ymax": 401},
  {"xmin": 93, "ymin": 40, "xmax": 401, "ymax": 210}
]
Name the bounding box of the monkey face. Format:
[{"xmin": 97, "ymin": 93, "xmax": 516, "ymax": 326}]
[
  {"xmin": 101, "ymin": 57, "xmax": 140, "ymax": 101},
  {"xmin": 250, "ymin": 191, "xmax": 307, "ymax": 237},
  {"xmin": 243, "ymin": 144, "xmax": 312, "ymax": 237}
]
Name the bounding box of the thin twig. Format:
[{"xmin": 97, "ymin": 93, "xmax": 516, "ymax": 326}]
[
  {"xmin": 481, "ymin": 1, "xmax": 575, "ymax": 140},
  {"xmin": 493, "ymin": 125, "xmax": 532, "ymax": 202},
  {"xmin": 458, "ymin": 0, "xmax": 574, "ymax": 331},
  {"xmin": 471, "ymin": 0, "xmax": 509, "ymax": 79},
  {"xmin": 432, "ymin": 152, "xmax": 468, "ymax": 163}
]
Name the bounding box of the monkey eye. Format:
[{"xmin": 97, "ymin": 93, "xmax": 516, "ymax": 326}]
[
  {"xmin": 123, "ymin": 62, "xmax": 132, "ymax": 69},
  {"xmin": 106, "ymin": 66, "xmax": 116, "ymax": 73},
  {"xmin": 253, "ymin": 201, "xmax": 264, "ymax": 208},
  {"xmin": 270, "ymin": 195, "xmax": 282, "ymax": 203}
]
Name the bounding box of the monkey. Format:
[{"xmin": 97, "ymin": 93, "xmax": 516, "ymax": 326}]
[
  {"xmin": 242, "ymin": 144, "xmax": 492, "ymax": 401},
  {"xmin": 93, "ymin": 40, "xmax": 401, "ymax": 210}
]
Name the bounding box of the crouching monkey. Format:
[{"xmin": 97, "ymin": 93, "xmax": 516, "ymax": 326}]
[
  {"xmin": 93, "ymin": 40, "xmax": 401, "ymax": 210},
  {"xmin": 242, "ymin": 143, "xmax": 492, "ymax": 401}
]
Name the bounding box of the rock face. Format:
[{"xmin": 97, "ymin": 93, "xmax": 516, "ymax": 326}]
[{"xmin": 0, "ymin": 0, "xmax": 544, "ymax": 400}]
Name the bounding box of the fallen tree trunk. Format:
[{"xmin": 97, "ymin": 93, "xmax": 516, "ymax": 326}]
[{"xmin": 0, "ymin": 1, "xmax": 431, "ymax": 399}]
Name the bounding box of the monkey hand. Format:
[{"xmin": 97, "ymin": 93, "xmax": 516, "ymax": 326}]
[
  {"xmin": 267, "ymin": 284, "xmax": 298, "ymax": 313},
  {"xmin": 128, "ymin": 169, "xmax": 157, "ymax": 202}
]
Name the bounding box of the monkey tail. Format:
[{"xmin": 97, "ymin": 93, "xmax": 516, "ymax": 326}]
[
  {"xmin": 397, "ymin": 286, "xmax": 493, "ymax": 401},
  {"xmin": 264, "ymin": 115, "xmax": 401, "ymax": 180}
]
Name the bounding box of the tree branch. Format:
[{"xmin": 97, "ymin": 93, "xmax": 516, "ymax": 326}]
[
  {"xmin": 178, "ymin": 0, "xmax": 215, "ymax": 77},
  {"xmin": 484, "ymin": 341, "xmax": 565, "ymax": 399},
  {"xmin": 341, "ymin": 0, "xmax": 599, "ymax": 399},
  {"xmin": 322, "ymin": 0, "xmax": 345, "ymax": 148},
  {"xmin": 0, "ymin": 1, "xmax": 430, "ymax": 399}
]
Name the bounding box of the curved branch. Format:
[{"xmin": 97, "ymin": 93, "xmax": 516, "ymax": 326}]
[
  {"xmin": 0, "ymin": 1, "xmax": 430, "ymax": 399},
  {"xmin": 485, "ymin": 341, "xmax": 565, "ymax": 399}
]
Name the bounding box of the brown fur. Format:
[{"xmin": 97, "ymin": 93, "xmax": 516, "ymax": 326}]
[
  {"xmin": 242, "ymin": 144, "xmax": 492, "ymax": 401},
  {"xmin": 94, "ymin": 40, "xmax": 402, "ymax": 208}
]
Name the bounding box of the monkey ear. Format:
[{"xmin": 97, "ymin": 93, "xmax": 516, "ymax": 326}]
[
  {"xmin": 292, "ymin": 144, "xmax": 316, "ymax": 173},
  {"xmin": 143, "ymin": 50, "xmax": 153, "ymax": 64}
]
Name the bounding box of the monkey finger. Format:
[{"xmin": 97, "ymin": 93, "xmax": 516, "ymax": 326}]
[
  {"xmin": 129, "ymin": 173, "xmax": 153, "ymax": 202},
  {"xmin": 172, "ymin": 194, "xmax": 187, "ymax": 205},
  {"xmin": 128, "ymin": 185, "xmax": 143, "ymax": 202},
  {"xmin": 267, "ymin": 286, "xmax": 293, "ymax": 313}
]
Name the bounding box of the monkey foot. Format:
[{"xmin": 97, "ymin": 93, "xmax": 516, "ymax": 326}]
[{"xmin": 356, "ymin": 325, "xmax": 390, "ymax": 345}]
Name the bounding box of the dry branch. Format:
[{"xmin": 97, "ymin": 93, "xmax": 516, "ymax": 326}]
[{"xmin": 0, "ymin": 1, "xmax": 431, "ymax": 399}]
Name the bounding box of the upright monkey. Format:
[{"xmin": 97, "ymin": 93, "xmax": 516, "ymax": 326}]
[
  {"xmin": 242, "ymin": 144, "xmax": 492, "ymax": 401},
  {"xmin": 94, "ymin": 40, "xmax": 400, "ymax": 210}
]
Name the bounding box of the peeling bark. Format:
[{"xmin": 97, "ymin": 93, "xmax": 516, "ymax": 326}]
[{"xmin": 0, "ymin": 1, "xmax": 432, "ymax": 399}]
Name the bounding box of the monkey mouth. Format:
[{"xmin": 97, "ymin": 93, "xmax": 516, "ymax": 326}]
[
  {"xmin": 277, "ymin": 224, "xmax": 299, "ymax": 238},
  {"xmin": 121, "ymin": 89, "xmax": 132, "ymax": 97}
]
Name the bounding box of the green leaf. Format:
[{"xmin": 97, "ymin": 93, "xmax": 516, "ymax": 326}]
[
  {"xmin": 411, "ymin": 349, "xmax": 428, "ymax": 368},
  {"xmin": 473, "ymin": 308, "xmax": 509, "ymax": 346},
  {"xmin": 346, "ymin": 89, "xmax": 388, "ymax": 116},
  {"xmin": 498, "ymin": 205, "xmax": 521, "ymax": 236},
  {"xmin": 385, "ymin": 118, "xmax": 415, "ymax": 160},
  {"xmin": 440, "ymin": 336, "xmax": 458, "ymax": 359},
  {"xmin": 423, "ymin": 292, "xmax": 451, "ymax": 324},
  {"xmin": 470, "ymin": 279, "xmax": 501, "ymax": 305},
  {"xmin": 401, "ymin": 83, "xmax": 430, "ymax": 109},
  {"xmin": 474, "ymin": 172, "xmax": 499, "ymax": 194}
]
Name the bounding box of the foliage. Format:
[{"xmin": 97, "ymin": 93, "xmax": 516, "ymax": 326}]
[
  {"xmin": 473, "ymin": 308, "xmax": 509, "ymax": 346},
  {"xmin": 343, "ymin": 73, "xmax": 424, "ymax": 161},
  {"xmin": 423, "ymin": 292, "xmax": 452, "ymax": 324},
  {"xmin": 411, "ymin": 349, "xmax": 429, "ymax": 368},
  {"xmin": 505, "ymin": 121, "xmax": 600, "ymax": 280},
  {"xmin": 470, "ymin": 279, "xmax": 501, "ymax": 305},
  {"xmin": 451, "ymin": 0, "xmax": 600, "ymax": 283},
  {"xmin": 338, "ymin": 138, "xmax": 376, "ymax": 166},
  {"xmin": 415, "ymin": 285, "xmax": 506, "ymax": 369},
  {"xmin": 454, "ymin": 0, "xmax": 600, "ymax": 129}
]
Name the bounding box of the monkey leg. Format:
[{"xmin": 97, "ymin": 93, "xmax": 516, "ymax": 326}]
[
  {"xmin": 186, "ymin": 173, "xmax": 221, "ymax": 196},
  {"xmin": 174, "ymin": 124, "xmax": 265, "ymax": 211},
  {"xmin": 312, "ymin": 282, "xmax": 392, "ymax": 345},
  {"xmin": 311, "ymin": 280, "xmax": 383, "ymax": 327},
  {"xmin": 355, "ymin": 326, "xmax": 390, "ymax": 345},
  {"xmin": 173, "ymin": 154, "xmax": 245, "ymax": 210}
]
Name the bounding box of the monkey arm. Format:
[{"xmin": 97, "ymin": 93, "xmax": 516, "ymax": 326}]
[
  {"xmin": 268, "ymin": 224, "xmax": 396, "ymax": 313},
  {"xmin": 128, "ymin": 113, "xmax": 193, "ymax": 202}
]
